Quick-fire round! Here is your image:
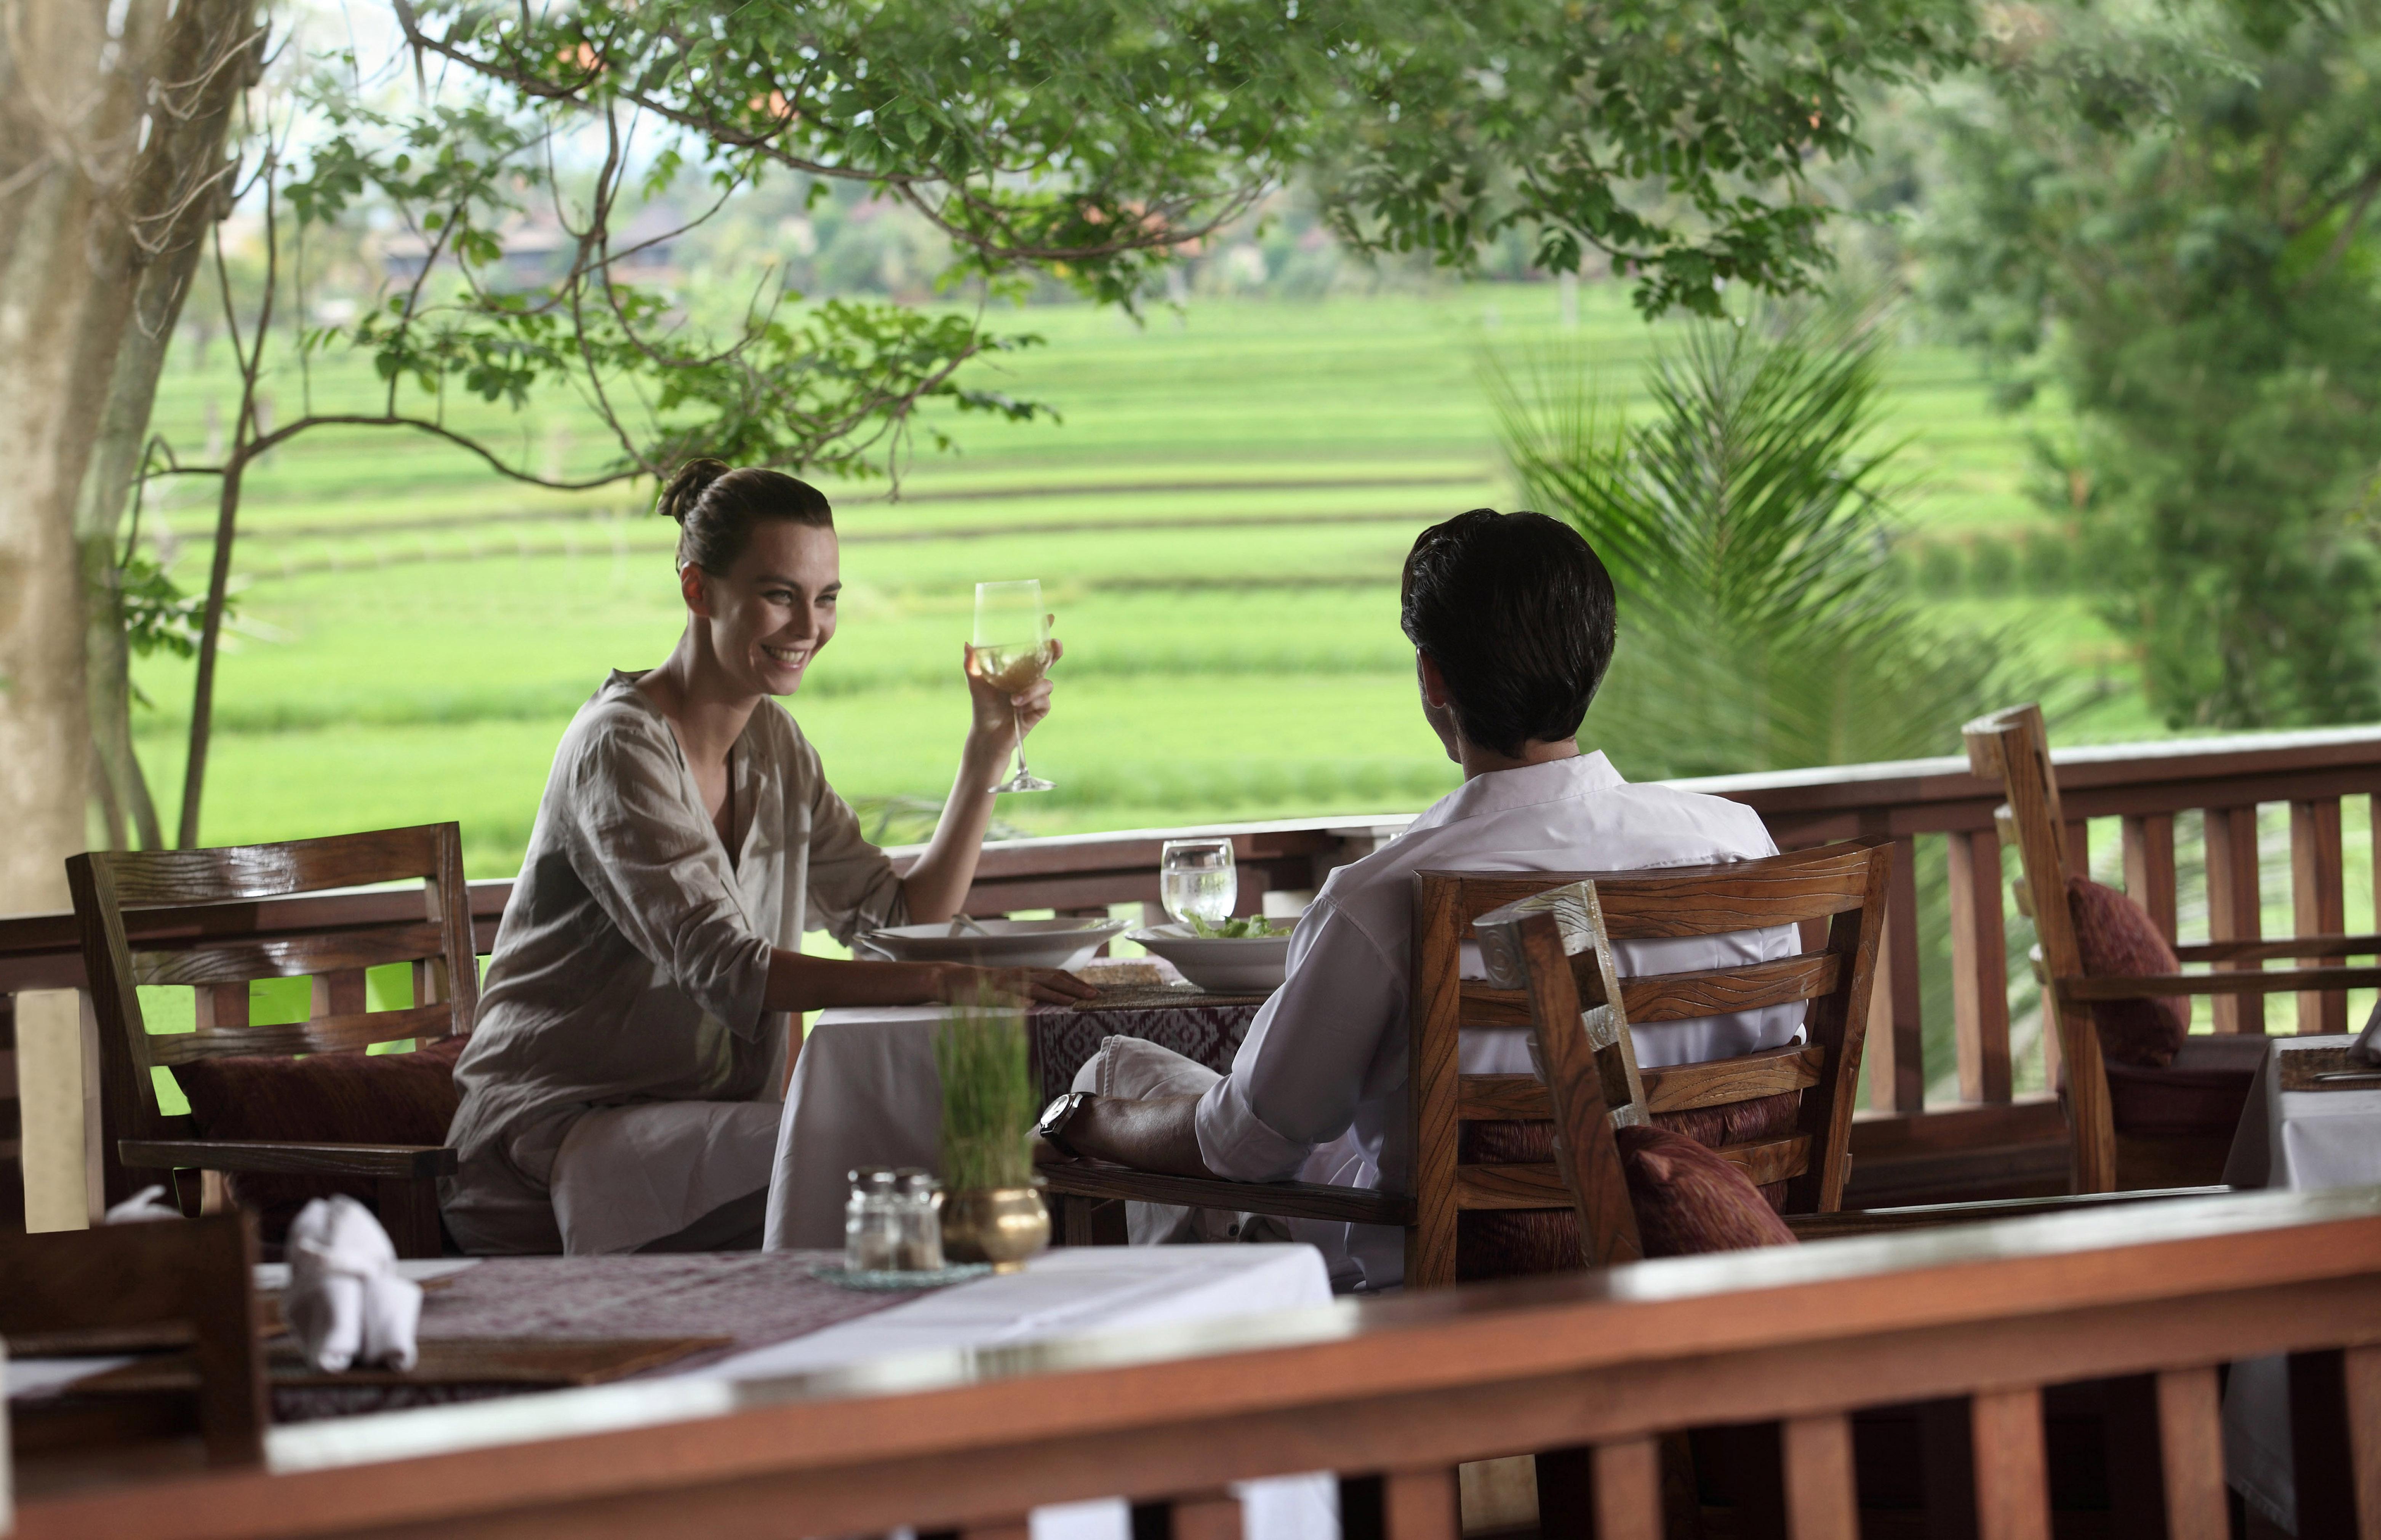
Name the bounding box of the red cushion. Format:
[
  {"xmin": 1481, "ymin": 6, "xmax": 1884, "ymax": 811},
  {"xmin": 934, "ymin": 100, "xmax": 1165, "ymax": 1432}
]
[
  {"xmin": 1455, "ymin": 1094, "xmax": 1803, "ymax": 1278},
  {"xmin": 2066, "ymin": 877, "xmax": 2190, "ymax": 1067},
  {"xmin": 1615, "ymin": 1124, "xmax": 1799, "ymax": 1258},
  {"xmin": 173, "ymin": 1036, "xmax": 466, "ymax": 1240}
]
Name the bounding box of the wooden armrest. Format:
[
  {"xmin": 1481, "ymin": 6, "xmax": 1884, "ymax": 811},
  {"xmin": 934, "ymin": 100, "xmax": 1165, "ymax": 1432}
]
[
  {"xmin": 2059, "ymin": 965, "xmax": 2381, "ymax": 1001},
  {"xmin": 1040, "ymin": 1159, "xmax": 1416, "ymax": 1227},
  {"xmin": 1785, "ymin": 1186, "xmax": 2227, "ymax": 1241},
  {"xmin": 117, "ymin": 1139, "xmax": 457, "ymax": 1180}
]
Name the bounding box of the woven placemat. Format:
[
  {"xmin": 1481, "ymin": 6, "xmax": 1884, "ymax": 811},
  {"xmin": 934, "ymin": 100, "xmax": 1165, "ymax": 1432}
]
[
  {"xmin": 2279, "ymin": 1045, "xmax": 2381, "ymax": 1092},
  {"xmin": 1070, "ymin": 984, "xmax": 1274, "ymax": 1011}
]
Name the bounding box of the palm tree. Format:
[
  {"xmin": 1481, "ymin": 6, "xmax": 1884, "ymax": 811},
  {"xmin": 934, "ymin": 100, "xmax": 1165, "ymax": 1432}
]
[{"xmin": 1493, "ymin": 305, "xmax": 2027, "ymax": 779}]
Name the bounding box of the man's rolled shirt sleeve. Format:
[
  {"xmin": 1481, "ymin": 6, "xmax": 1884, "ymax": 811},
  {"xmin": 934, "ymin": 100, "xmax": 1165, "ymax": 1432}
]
[{"xmin": 1194, "ymin": 900, "xmax": 1401, "ymax": 1182}]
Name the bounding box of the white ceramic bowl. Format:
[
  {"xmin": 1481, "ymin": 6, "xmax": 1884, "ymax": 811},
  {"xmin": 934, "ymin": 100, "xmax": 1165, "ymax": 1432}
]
[
  {"xmin": 856, "ymin": 917, "xmax": 1123, "ymax": 971},
  {"xmin": 1127, "ymin": 924, "xmax": 1293, "ymax": 993}
]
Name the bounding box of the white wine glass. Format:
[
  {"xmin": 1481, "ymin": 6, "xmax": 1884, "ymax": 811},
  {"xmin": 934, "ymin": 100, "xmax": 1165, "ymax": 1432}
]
[
  {"xmin": 1160, "ymin": 839, "xmax": 1236, "ymax": 928},
  {"xmin": 970, "ymin": 580, "xmax": 1054, "ymax": 794}
]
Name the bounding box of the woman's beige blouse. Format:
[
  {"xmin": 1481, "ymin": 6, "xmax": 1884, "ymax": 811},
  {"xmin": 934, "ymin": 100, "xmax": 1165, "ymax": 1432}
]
[{"xmin": 442, "ymin": 671, "xmax": 907, "ymax": 1254}]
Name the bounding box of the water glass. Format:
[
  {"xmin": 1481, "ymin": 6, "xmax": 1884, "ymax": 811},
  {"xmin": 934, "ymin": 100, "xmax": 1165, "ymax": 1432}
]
[
  {"xmin": 843, "ymin": 1167, "xmax": 901, "ymax": 1272},
  {"xmin": 1160, "ymin": 838, "xmax": 1237, "ymax": 928}
]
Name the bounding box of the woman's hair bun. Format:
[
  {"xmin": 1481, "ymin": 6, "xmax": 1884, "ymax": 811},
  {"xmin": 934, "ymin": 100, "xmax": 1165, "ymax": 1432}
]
[{"xmin": 658, "ymin": 457, "xmax": 733, "ymax": 526}]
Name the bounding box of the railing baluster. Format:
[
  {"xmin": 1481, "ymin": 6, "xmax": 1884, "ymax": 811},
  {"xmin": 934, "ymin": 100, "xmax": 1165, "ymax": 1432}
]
[
  {"xmin": 2122, "ymin": 812, "xmax": 2179, "ymax": 942},
  {"xmin": 1382, "ymin": 1467, "xmax": 1459, "ymax": 1540},
  {"xmin": 1867, "ymin": 835, "xmax": 1924, "ymax": 1113},
  {"xmin": 1172, "ymin": 1490, "xmax": 1244, "ymax": 1540},
  {"xmin": 1969, "ymin": 1387, "xmax": 2050, "ymax": 1540},
  {"xmin": 2293, "ymin": 798, "xmax": 2349, "ymax": 1035},
  {"xmin": 2064, "ymin": 819, "xmax": 2091, "ymax": 881},
  {"xmin": 2154, "ymin": 1366, "xmax": 2228, "ymax": 1540},
  {"xmin": 2289, "ymin": 1345, "xmax": 2381, "ymax": 1540},
  {"xmin": 2205, "ymin": 806, "xmax": 2266, "ymax": 1034},
  {"xmin": 1782, "ymin": 1414, "xmax": 1857, "ymax": 1540},
  {"xmin": 1949, "ymin": 828, "xmax": 2012, "ymax": 1104},
  {"xmin": 1592, "ymin": 1439, "xmax": 1663, "ymax": 1540}
]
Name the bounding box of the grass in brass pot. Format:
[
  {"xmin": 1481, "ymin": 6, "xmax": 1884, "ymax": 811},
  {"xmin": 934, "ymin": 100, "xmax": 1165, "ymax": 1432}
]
[{"xmin": 935, "ymin": 993, "xmax": 1036, "ymax": 1192}]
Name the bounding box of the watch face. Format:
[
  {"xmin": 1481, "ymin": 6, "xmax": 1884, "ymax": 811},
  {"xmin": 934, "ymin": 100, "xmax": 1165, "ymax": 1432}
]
[{"xmin": 1039, "ymin": 1093, "xmax": 1077, "ymax": 1133}]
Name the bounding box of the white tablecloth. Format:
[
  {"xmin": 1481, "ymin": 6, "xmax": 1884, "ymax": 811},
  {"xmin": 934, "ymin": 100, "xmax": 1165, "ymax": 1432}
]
[
  {"xmin": 765, "ymin": 1005, "xmax": 950, "ymax": 1251},
  {"xmin": 2219, "ymin": 1033, "xmax": 2378, "ymax": 1533}
]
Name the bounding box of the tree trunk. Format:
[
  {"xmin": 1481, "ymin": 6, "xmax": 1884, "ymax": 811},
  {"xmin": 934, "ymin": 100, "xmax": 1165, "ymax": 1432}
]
[
  {"xmin": 0, "ymin": 0, "xmax": 256, "ymax": 893},
  {"xmin": 79, "ymin": 235, "xmax": 216, "ymax": 851}
]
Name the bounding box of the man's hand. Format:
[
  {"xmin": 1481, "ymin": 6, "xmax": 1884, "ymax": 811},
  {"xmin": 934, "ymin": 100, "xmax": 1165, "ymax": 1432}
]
[{"xmin": 1042, "ymin": 1093, "xmax": 1215, "ymax": 1178}]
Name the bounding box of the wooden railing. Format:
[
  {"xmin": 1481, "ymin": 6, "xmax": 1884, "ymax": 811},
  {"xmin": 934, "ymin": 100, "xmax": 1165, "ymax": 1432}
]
[
  {"xmin": 5, "ymin": 721, "xmax": 2381, "ymax": 1222},
  {"xmin": 16, "ymin": 1185, "xmax": 2381, "ymax": 1538}
]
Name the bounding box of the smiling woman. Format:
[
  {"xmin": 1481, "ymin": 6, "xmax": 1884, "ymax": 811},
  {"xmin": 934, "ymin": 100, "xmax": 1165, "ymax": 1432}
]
[{"xmin": 440, "ymin": 458, "xmax": 1094, "ymax": 1258}]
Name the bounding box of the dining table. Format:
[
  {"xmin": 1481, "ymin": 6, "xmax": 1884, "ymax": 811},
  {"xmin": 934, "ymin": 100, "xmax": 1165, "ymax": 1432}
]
[
  {"xmin": 763, "ymin": 982, "xmax": 1272, "ymax": 1252},
  {"xmin": 2218, "ymin": 1030, "xmax": 2381, "ymax": 1532},
  {"xmin": 7, "ymin": 1244, "xmax": 1338, "ymax": 1540}
]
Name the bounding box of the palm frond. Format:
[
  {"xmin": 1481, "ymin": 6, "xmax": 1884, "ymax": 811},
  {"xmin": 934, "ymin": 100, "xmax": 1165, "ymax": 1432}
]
[{"xmin": 1490, "ymin": 302, "xmax": 2039, "ymax": 779}]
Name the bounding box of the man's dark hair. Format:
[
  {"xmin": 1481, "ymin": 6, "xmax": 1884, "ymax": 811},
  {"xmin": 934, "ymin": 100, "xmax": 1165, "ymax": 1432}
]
[{"xmin": 1399, "ymin": 509, "xmax": 1618, "ymax": 757}]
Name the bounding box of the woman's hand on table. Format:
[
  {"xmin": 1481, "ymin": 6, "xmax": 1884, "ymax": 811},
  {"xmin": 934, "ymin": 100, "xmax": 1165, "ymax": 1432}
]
[{"xmin": 934, "ymin": 963, "xmax": 1098, "ymax": 1007}]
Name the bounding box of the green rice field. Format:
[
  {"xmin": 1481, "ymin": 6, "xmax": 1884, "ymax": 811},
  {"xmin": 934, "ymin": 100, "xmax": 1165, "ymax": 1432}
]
[{"xmin": 130, "ymin": 281, "xmax": 2132, "ymax": 879}]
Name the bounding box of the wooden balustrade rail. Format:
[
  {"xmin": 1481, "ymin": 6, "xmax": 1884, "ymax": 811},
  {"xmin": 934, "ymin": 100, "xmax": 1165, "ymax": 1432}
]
[
  {"xmin": 15, "ymin": 1185, "xmax": 2381, "ymax": 1540},
  {"xmin": 6, "ymin": 723, "xmax": 2381, "ymax": 1223}
]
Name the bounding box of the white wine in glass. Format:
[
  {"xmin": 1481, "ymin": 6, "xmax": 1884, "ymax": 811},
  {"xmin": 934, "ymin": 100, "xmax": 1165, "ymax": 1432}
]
[{"xmin": 970, "ymin": 580, "xmax": 1054, "ymax": 793}]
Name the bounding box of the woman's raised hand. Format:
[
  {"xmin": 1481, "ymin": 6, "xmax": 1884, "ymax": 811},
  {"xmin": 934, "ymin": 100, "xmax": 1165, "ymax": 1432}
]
[
  {"xmin": 963, "ymin": 624, "xmax": 1061, "ymax": 750},
  {"xmin": 934, "ymin": 963, "xmax": 1098, "ymax": 1007}
]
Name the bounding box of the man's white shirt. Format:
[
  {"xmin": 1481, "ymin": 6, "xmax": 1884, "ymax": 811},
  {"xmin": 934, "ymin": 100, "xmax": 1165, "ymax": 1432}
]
[{"xmin": 1190, "ymin": 751, "xmax": 1802, "ymax": 1290}]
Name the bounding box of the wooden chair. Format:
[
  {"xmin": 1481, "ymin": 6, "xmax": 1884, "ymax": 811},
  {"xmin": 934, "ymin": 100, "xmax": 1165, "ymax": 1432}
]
[
  {"xmin": 67, "ymin": 825, "xmax": 479, "ymax": 1257},
  {"xmin": 1045, "ymin": 839, "xmax": 1894, "ymax": 1288},
  {"xmin": 1965, "ymin": 704, "xmax": 2381, "ymax": 1193},
  {"xmin": 0, "ymin": 1211, "xmax": 266, "ymax": 1467},
  {"xmin": 1403, "ymin": 840, "xmax": 1891, "ymax": 1287}
]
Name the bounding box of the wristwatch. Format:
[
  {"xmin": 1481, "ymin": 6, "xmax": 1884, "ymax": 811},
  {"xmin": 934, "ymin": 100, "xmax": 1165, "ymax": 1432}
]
[{"xmin": 1036, "ymin": 1091, "xmax": 1094, "ymax": 1158}]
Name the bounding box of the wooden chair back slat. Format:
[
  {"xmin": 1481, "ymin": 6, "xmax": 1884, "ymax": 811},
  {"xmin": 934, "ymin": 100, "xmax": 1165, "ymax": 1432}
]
[
  {"xmin": 1405, "ymin": 839, "xmax": 1892, "ymax": 1289},
  {"xmin": 1445, "ymin": 843, "xmax": 1882, "ymax": 940},
  {"xmin": 1970, "ymin": 1386, "xmax": 2053, "ymax": 1540},
  {"xmin": 146, "ymin": 1001, "xmax": 454, "ymax": 1065},
  {"xmin": 1644, "ymin": 1043, "xmax": 1826, "ymax": 1111},
  {"xmin": 1590, "ymin": 1441, "xmax": 1664, "ymax": 1540},
  {"xmin": 2154, "ymin": 1366, "xmax": 2229, "ymax": 1540},
  {"xmin": 1455, "ymin": 952, "xmax": 1843, "ymax": 1028},
  {"xmin": 95, "ymin": 826, "xmax": 453, "ymax": 907},
  {"xmin": 129, "ymin": 923, "xmax": 448, "ymax": 987},
  {"xmin": 0, "ymin": 1211, "xmax": 265, "ymax": 1465},
  {"xmin": 1453, "ymin": 1045, "xmax": 1826, "ymax": 1122},
  {"xmin": 67, "ymin": 822, "xmax": 478, "ymax": 1211}
]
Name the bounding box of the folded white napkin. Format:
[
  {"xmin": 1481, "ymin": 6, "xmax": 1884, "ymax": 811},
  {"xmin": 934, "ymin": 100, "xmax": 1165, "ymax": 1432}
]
[
  {"xmin": 102, "ymin": 1184, "xmax": 184, "ymax": 1223},
  {"xmin": 283, "ymin": 1196, "xmax": 423, "ymax": 1373}
]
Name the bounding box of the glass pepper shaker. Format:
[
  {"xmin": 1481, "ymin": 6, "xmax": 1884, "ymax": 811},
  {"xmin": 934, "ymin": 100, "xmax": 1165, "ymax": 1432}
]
[
  {"xmin": 893, "ymin": 1168, "xmax": 944, "ymax": 1272},
  {"xmin": 844, "ymin": 1167, "xmax": 900, "ymax": 1272}
]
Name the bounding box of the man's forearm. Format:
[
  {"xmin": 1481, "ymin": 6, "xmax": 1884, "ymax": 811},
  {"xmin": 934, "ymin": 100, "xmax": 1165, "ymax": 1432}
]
[
  {"xmin": 1061, "ymin": 1094, "xmax": 1217, "ymax": 1178},
  {"xmin": 763, "ymin": 949, "xmax": 949, "ymax": 1013}
]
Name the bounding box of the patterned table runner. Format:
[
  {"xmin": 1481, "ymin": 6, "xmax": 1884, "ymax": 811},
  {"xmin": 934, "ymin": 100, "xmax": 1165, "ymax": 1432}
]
[
  {"xmin": 272, "ymin": 1250, "xmax": 917, "ymax": 1421},
  {"xmin": 1027, "ymin": 994, "xmax": 1267, "ymax": 1102}
]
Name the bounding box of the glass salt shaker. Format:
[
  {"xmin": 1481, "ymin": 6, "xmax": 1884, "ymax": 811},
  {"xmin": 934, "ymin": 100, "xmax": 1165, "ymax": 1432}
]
[
  {"xmin": 894, "ymin": 1168, "xmax": 944, "ymax": 1272},
  {"xmin": 844, "ymin": 1167, "xmax": 900, "ymax": 1273}
]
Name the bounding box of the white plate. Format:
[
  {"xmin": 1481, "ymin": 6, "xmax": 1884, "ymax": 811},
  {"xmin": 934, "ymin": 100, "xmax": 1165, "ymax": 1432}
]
[
  {"xmin": 1127, "ymin": 924, "xmax": 1293, "ymax": 993},
  {"xmin": 856, "ymin": 916, "xmax": 1123, "ymax": 971}
]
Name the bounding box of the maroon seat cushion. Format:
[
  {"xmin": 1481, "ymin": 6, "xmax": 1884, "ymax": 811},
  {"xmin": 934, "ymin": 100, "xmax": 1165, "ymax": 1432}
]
[
  {"xmin": 1615, "ymin": 1124, "xmax": 1799, "ymax": 1258},
  {"xmin": 173, "ymin": 1035, "xmax": 467, "ymax": 1240},
  {"xmin": 2067, "ymin": 876, "xmax": 2190, "ymax": 1067},
  {"xmin": 2102, "ymin": 1031, "xmax": 2267, "ymax": 1139},
  {"xmin": 1455, "ymin": 1091, "xmax": 1802, "ymax": 1279}
]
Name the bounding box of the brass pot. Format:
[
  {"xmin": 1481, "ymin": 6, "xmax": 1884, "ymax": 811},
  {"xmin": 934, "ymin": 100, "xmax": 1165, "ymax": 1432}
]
[{"xmin": 939, "ymin": 1183, "xmax": 1050, "ymax": 1273}]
